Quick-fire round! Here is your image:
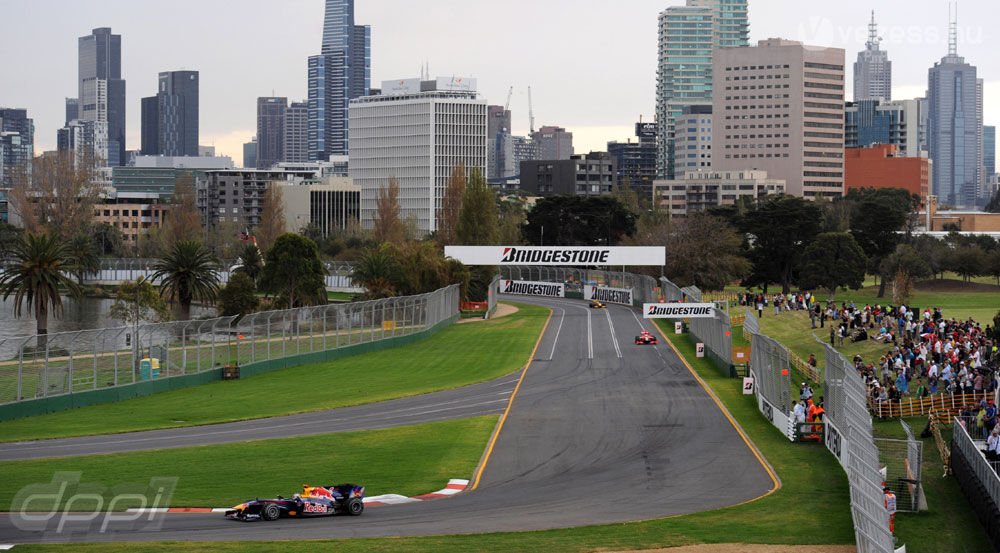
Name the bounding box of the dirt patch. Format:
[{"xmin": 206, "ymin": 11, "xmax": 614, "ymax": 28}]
[
  {"xmin": 457, "ymin": 303, "xmax": 519, "ymax": 324},
  {"xmin": 913, "ymin": 278, "xmax": 1000, "ymax": 293},
  {"xmin": 606, "ymin": 545, "xmax": 855, "ymax": 553}
]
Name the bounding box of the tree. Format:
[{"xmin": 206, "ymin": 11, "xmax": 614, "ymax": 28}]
[
  {"xmin": 259, "ymin": 233, "xmax": 327, "ymax": 308},
  {"xmin": 523, "ymin": 196, "xmax": 636, "ymax": 246},
  {"xmin": 109, "ymin": 276, "xmax": 170, "ymax": 360},
  {"xmin": 950, "ymin": 246, "xmax": 986, "ymax": 283},
  {"xmin": 373, "ymin": 177, "xmax": 407, "ymax": 245},
  {"xmin": 739, "ymin": 195, "xmax": 823, "ymax": 294},
  {"xmin": 217, "ymin": 272, "xmax": 259, "ymax": 317},
  {"xmin": 986, "ymin": 192, "xmax": 1000, "ymax": 214},
  {"xmin": 0, "ymin": 220, "xmax": 23, "ymax": 258},
  {"xmin": 91, "ymin": 222, "xmax": 125, "ymax": 256},
  {"xmin": 151, "ymin": 240, "xmax": 221, "ymax": 320},
  {"xmin": 880, "ymin": 244, "xmax": 932, "ymax": 304},
  {"xmin": 455, "ymin": 169, "xmax": 499, "ymax": 246},
  {"xmin": 66, "ymin": 232, "xmax": 101, "ymax": 286},
  {"xmin": 161, "ymin": 172, "xmax": 202, "ymax": 250},
  {"xmin": 255, "ymin": 182, "xmax": 286, "ymax": 253},
  {"xmin": 665, "ymin": 213, "xmax": 751, "ymax": 291},
  {"xmin": 912, "ymin": 234, "xmax": 951, "ymax": 279},
  {"xmin": 233, "ymin": 243, "xmax": 263, "ymax": 282},
  {"xmin": 797, "ymin": 232, "xmax": 867, "ymax": 300},
  {"xmin": 0, "ymin": 233, "xmax": 81, "ymax": 347},
  {"xmin": 8, "ymin": 151, "xmax": 101, "ymax": 240},
  {"xmin": 350, "ymin": 245, "xmax": 404, "ymax": 299},
  {"xmin": 847, "ymin": 188, "xmax": 920, "ymax": 297},
  {"xmin": 436, "ymin": 163, "xmax": 466, "ymax": 245},
  {"xmin": 988, "ymin": 250, "xmax": 1000, "ymax": 286}
]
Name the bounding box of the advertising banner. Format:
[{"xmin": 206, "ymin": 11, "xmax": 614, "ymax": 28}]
[
  {"xmin": 584, "ymin": 285, "xmax": 633, "ymax": 306},
  {"xmin": 499, "ymin": 279, "xmax": 565, "ymax": 298},
  {"xmin": 642, "ymin": 303, "xmax": 717, "ymax": 318},
  {"xmin": 445, "ymin": 246, "xmax": 665, "ymax": 266}
]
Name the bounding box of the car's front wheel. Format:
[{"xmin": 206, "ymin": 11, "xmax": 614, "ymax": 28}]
[
  {"xmin": 261, "ymin": 503, "xmax": 281, "ymax": 521},
  {"xmin": 345, "ymin": 497, "xmax": 364, "ymax": 516}
]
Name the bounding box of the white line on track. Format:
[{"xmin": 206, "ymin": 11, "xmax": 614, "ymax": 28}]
[
  {"xmin": 630, "ymin": 309, "xmax": 646, "ymax": 331},
  {"xmin": 547, "ymin": 307, "xmax": 566, "ymax": 360},
  {"xmin": 604, "ymin": 309, "xmax": 622, "ymax": 358},
  {"xmin": 586, "ymin": 308, "xmax": 594, "ymax": 359}
]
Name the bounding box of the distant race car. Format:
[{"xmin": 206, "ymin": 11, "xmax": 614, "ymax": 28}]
[
  {"xmin": 589, "ymin": 299, "xmax": 607, "ymax": 309},
  {"xmin": 634, "ymin": 330, "xmax": 658, "ymax": 345},
  {"xmin": 226, "ymin": 484, "xmax": 365, "ymax": 522}
]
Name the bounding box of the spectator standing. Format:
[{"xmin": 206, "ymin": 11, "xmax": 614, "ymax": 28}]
[{"xmin": 884, "ymin": 487, "xmax": 897, "ymax": 534}]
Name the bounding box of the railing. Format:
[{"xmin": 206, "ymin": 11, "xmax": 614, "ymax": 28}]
[
  {"xmin": 951, "ymin": 416, "xmax": 1000, "ymax": 546},
  {"xmin": 78, "ymin": 258, "xmax": 358, "ymax": 289},
  {"xmin": 870, "ymin": 391, "xmax": 994, "ymax": 419},
  {"xmin": 0, "ymin": 285, "xmax": 459, "ymax": 406}
]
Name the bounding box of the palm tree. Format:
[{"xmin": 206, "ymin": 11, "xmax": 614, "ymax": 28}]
[
  {"xmin": 151, "ymin": 240, "xmax": 221, "ymax": 320},
  {"xmin": 351, "ymin": 247, "xmax": 403, "ymax": 300},
  {"xmin": 233, "ymin": 243, "xmax": 263, "ymax": 282},
  {"xmin": 0, "ymin": 233, "xmax": 80, "ymax": 347}
]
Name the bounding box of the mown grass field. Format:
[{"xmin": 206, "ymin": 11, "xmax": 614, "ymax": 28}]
[
  {"xmin": 0, "ymin": 417, "xmax": 497, "ymax": 509},
  {"xmin": 18, "ymin": 323, "xmax": 858, "ymax": 553},
  {"xmin": 873, "ymin": 418, "xmax": 993, "ymax": 552},
  {"xmin": 0, "ymin": 303, "xmax": 548, "ymax": 442}
]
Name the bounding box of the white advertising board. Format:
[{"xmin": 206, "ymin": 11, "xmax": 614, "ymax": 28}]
[
  {"xmin": 583, "ymin": 285, "xmax": 633, "ymax": 306},
  {"xmin": 444, "ymin": 246, "xmax": 666, "ymax": 267},
  {"xmin": 499, "ymin": 279, "xmax": 565, "ymax": 298},
  {"xmin": 642, "ymin": 303, "xmax": 717, "ymax": 318}
]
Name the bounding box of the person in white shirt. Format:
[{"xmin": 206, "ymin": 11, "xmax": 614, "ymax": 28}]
[
  {"xmin": 986, "ymin": 427, "xmax": 1000, "ymax": 462},
  {"xmin": 793, "ymin": 401, "xmax": 806, "ymax": 425}
]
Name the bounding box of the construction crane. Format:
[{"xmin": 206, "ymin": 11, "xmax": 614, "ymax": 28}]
[
  {"xmin": 503, "ymin": 86, "xmax": 513, "ymax": 113},
  {"xmin": 527, "ymin": 86, "xmax": 535, "ymax": 134}
]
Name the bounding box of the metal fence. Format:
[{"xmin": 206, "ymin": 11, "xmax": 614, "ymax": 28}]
[
  {"xmin": 82, "ymin": 258, "xmax": 358, "ymax": 290},
  {"xmin": 660, "ymin": 276, "xmax": 683, "ymax": 302},
  {"xmin": 823, "ymin": 343, "xmax": 896, "ymax": 553},
  {"xmin": 951, "ymin": 416, "xmax": 1000, "ymax": 546},
  {"xmin": 0, "ymin": 285, "xmax": 460, "ymax": 405},
  {"xmin": 485, "ymin": 274, "xmax": 501, "ymax": 318},
  {"xmin": 749, "ymin": 332, "xmax": 791, "ymax": 417},
  {"xmin": 499, "ymin": 266, "xmax": 660, "ymax": 305},
  {"xmin": 743, "ymin": 307, "xmax": 760, "ymax": 335}
]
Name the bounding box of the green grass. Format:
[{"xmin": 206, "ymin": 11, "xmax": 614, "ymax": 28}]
[
  {"xmin": 0, "ymin": 417, "xmax": 497, "ymax": 510},
  {"xmin": 0, "ymin": 303, "xmax": 548, "ymax": 442},
  {"xmin": 873, "ymin": 418, "xmax": 993, "ymax": 553},
  {"xmin": 326, "ymin": 291, "xmax": 356, "ymax": 302},
  {"xmin": 17, "ymin": 324, "xmax": 856, "ymax": 552}
]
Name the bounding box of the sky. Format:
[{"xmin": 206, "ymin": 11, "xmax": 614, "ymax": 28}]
[{"xmin": 1, "ymin": 0, "xmax": 998, "ymax": 167}]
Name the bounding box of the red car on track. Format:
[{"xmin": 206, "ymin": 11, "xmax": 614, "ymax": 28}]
[{"xmin": 634, "ymin": 330, "xmax": 658, "ymax": 345}]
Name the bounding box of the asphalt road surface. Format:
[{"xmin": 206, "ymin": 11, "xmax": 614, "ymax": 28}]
[{"xmin": 0, "ymin": 297, "xmax": 775, "ymax": 544}]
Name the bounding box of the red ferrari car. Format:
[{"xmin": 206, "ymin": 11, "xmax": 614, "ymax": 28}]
[{"xmin": 635, "ymin": 330, "xmax": 658, "ymax": 345}]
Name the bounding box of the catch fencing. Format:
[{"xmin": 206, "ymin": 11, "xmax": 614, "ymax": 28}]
[
  {"xmin": 485, "ymin": 274, "xmax": 501, "ymax": 318},
  {"xmin": 822, "ymin": 343, "xmax": 896, "ymax": 553},
  {"xmin": 659, "ymin": 278, "xmax": 733, "ymax": 372},
  {"xmin": 83, "ymin": 258, "xmax": 358, "ymax": 290},
  {"xmin": 499, "ymin": 266, "xmax": 659, "ymax": 305},
  {"xmin": 0, "ymin": 285, "xmax": 459, "ymax": 406},
  {"xmin": 951, "ymin": 416, "xmax": 1000, "ymax": 547},
  {"xmin": 748, "ymin": 332, "xmax": 792, "ymax": 433},
  {"xmin": 871, "ymin": 420, "xmax": 923, "ymax": 513}
]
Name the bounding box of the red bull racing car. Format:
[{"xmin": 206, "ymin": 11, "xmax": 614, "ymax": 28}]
[
  {"xmin": 226, "ymin": 483, "xmax": 365, "ymax": 521},
  {"xmin": 634, "ymin": 330, "xmax": 658, "ymax": 345}
]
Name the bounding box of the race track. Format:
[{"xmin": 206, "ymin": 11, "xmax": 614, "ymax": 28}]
[{"xmin": 0, "ymin": 297, "xmax": 775, "ymax": 544}]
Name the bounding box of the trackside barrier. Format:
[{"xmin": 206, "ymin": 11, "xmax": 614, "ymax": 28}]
[
  {"xmin": 499, "ymin": 266, "xmax": 659, "ymax": 306},
  {"xmin": 951, "ymin": 417, "xmax": 1000, "ymax": 547},
  {"xmin": 822, "ymin": 343, "xmax": 896, "ymax": 553},
  {"xmin": 0, "ymin": 285, "xmax": 460, "ymax": 414},
  {"xmin": 746, "ymin": 329, "xmax": 792, "ymax": 437},
  {"xmin": 658, "ymin": 278, "xmax": 735, "ymax": 375},
  {"xmin": 75, "ymin": 258, "xmax": 358, "ymax": 290},
  {"xmin": 485, "ymin": 274, "xmax": 501, "ymax": 319}
]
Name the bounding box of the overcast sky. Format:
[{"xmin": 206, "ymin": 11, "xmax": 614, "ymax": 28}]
[{"xmin": 2, "ymin": 0, "xmax": 997, "ymax": 166}]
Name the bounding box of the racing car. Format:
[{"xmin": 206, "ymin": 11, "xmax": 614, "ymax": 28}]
[
  {"xmin": 226, "ymin": 483, "xmax": 365, "ymax": 521},
  {"xmin": 634, "ymin": 330, "xmax": 658, "ymax": 345},
  {"xmin": 589, "ymin": 299, "xmax": 606, "ymax": 309}
]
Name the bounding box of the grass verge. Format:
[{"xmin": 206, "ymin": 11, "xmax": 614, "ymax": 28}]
[
  {"xmin": 17, "ymin": 322, "xmax": 856, "ymax": 552},
  {"xmin": 0, "ymin": 416, "xmax": 497, "ymax": 509},
  {"xmin": 0, "ymin": 303, "xmax": 547, "ymax": 442},
  {"xmin": 873, "ymin": 418, "xmax": 993, "ymax": 553}
]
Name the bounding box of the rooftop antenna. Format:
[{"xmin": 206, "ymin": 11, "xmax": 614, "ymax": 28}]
[
  {"xmin": 948, "ymin": 2, "xmax": 958, "ymax": 56},
  {"xmin": 866, "ymin": 10, "xmax": 881, "ymax": 50}
]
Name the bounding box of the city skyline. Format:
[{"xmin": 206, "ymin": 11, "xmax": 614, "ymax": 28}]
[{"xmin": 2, "ymin": 0, "xmax": 999, "ymax": 166}]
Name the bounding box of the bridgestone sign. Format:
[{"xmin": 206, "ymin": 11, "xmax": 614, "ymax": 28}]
[
  {"xmin": 642, "ymin": 303, "xmax": 717, "ymax": 319},
  {"xmin": 444, "ymin": 246, "xmax": 666, "ymax": 266},
  {"xmin": 584, "ymin": 285, "xmax": 633, "ymax": 306},
  {"xmin": 500, "ymin": 279, "xmax": 565, "ymax": 298}
]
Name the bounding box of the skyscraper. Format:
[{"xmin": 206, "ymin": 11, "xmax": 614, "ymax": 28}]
[
  {"xmin": 308, "ymin": 0, "xmax": 370, "ymax": 161},
  {"xmin": 985, "ymin": 126, "xmax": 996, "ymax": 178},
  {"xmin": 284, "ymin": 101, "xmax": 310, "ymax": 163},
  {"xmin": 845, "ymin": 99, "xmax": 923, "ymax": 157},
  {"xmin": 0, "ymin": 108, "xmax": 34, "ymax": 188},
  {"xmin": 656, "ymin": 0, "xmax": 749, "ymax": 179},
  {"xmin": 532, "ymin": 126, "xmax": 574, "ymax": 160},
  {"xmin": 243, "ymin": 137, "xmax": 257, "ymax": 169},
  {"xmin": 154, "ymin": 71, "xmax": 199, "ymax": 157},
  {"xmin": 853, "ymin": 11, "xmax": 891, "ymax": 101},
  {"xmin": 714, "ymin": 39, "xmax": 846, "ymax": 199},
  {"xmin": 256, "ymin": 97, "xmax": 287, "ymax": 169},
  {"xmin": 78, "ymin": 27, "xmax": 126, "ymax": 166},
  {"xmin": 927, "ymin": 9, "xmax": 984, "ymax": 208},
  {"xmin": 64, "ymin": 98, "xmax": 79, "ymax": 125}
]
